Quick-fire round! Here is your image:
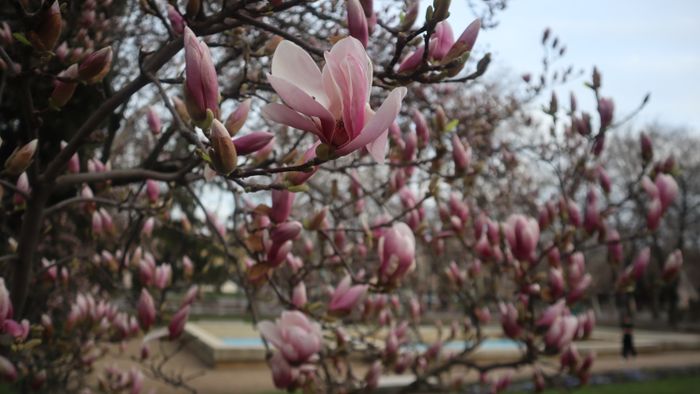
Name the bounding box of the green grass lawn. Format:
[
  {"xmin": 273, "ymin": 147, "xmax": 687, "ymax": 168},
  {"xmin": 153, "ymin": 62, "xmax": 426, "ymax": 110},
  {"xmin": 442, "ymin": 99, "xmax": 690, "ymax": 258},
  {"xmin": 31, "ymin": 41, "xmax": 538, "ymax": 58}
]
[{"xmin": 541, "ymin": 375, "xmax": 700, "ymax": 394}]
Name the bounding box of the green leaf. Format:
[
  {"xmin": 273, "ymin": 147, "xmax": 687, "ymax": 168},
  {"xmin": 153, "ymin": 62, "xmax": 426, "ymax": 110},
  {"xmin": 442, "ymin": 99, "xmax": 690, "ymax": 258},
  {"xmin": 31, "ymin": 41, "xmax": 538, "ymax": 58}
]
[
  {"xmin": 444, "ymin": 119, "xmax": 459, "ymax": 132},
  {"xmin": 13, "ymin": 32, "xmax": 32, "ymax": 47}
]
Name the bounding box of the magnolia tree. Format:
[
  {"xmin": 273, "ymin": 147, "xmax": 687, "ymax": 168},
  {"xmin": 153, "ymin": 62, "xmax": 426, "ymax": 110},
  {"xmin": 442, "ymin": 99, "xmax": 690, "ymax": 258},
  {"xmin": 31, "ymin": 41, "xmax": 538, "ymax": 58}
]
[{"xmin": 0, "ymin": 0, "xmax": 684, "ymax": 392}]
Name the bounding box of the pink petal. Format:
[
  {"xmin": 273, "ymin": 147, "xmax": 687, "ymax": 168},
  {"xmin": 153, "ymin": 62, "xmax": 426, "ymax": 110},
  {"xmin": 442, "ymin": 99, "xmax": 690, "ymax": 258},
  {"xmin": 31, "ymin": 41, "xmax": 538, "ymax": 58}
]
[
  {"xmin": 271, "ymin": 41, "xmax": 328, "ymax": 107},
  {"xmin": 267, "ymin": 74, "xmax": 335, "ymax": 135},
  {"xmin": 262, "ymin": 103, "xmax": 322, "ymax": 136},
  {"xmin": 336, "ymin": 87, "xmax": 406, "ymax": 156},
  {"xmin": 258, "ymin": 321, "xmax": 283, "ymax": 348}
]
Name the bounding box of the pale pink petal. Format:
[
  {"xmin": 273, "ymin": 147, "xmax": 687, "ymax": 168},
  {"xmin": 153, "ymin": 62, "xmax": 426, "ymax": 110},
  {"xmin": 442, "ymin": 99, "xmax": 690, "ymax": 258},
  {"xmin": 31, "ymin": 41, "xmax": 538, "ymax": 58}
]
[
  {"xmin": 262, "ymin": 103, "xmax": 321, "ymax": 136},
  {"xmin": 258, "ymin": 321, "xmax": 283, "ymax": 348},
  {"xmin": 325, "ymin": 37, "xmax": 372, "ymax": 95},
  {"xmin": 336, "ymin": 87, "xmax": 406, "ymax": 157},
  {"xmin": 366, "ymin": 129, "xmax": 388, "ymax": 164},
  {"xmin": 271, "ymin": 41, "xmax": 328, "ymax": 107},
  {"xmin": 280, "ymin": 311, "xmax": 314, "ymax": 332},
  {"xmin": 267, "ymin": 74, "xmax": 335, "ymax": 134}
]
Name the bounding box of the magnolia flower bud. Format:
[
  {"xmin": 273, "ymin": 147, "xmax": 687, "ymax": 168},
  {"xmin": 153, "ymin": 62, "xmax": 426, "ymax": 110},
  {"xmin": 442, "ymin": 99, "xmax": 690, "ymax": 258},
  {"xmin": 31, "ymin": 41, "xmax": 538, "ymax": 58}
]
[
  {"xmin": 233, "ymin": 132, "xmax": 275, "ymax": 156},
  {"xmin": 225, "ymin": 99, "xmax": 251, "ymax": 137},
  {"xmin": 91, "ymin": 211, "xmax": 103, "ymax": 236},
  {"xmin": 412, "ymin": 109, "xmax": 430, "ymax": 148},
  {"xmin": 141, "ymin": 217, "xmax": 155, "ymax": 238},
  {"xmin": 378, "ymin": 222, "xmax": 416, "ymax": 284},
  {"xmin": 632, "ymin": 247, "xmax": 650, "ymax": 280},
  {"xmin": 28, "ymin": 1, "xmax": 61, "ymax": 51},
  {"xmin": 167, "ymin": 5, "xmax": 186, "ymax": 35},
  {"xmin": 655, "ymin": 173, "xmax": 678, "ymax": 211},
  {"xmin": 50, "ymin": 65, "xmax": 79, "ymax": 109},
  {"xmin": 499, "ymin": 302, "xmax": 521, "ymax": 338},
  {"xmin": 444, "ymin": 18, "xmax": 480, "ymax": 62},
  {"xmin": 209, "ymin": 119, "xmax": 238, "ymax": 174},
  {"xmin": 597, "ymin": 97, "xmax": 614, "ymax": 130},
  {"xmin": 183, "ymin": 27, "xmax": 219, "ymax": 125},
  {"xmin": 172, "ymin": 96, "xmax": 191, "ymax": 124},
  {"xmin": 328, "ymin": 275, "xmax": 368, "ymax": 315},
  {"xmin": 270, "ymin": 189, "xmax": 295, "ymax": 223},
  {"xmin": 154, "ymin": 264, "xmax": 172, "ymax": 290},
  {"xmin": 606, "ymin": 229, "xmax": 623, "ymax": 263},
  {"xmin": 60, "ymin": 141, "xmax": 80, "ymax": 174},
  {"xmin": 347, "ymin": 0, "xmax": 369, "ymax": 47},
  {"xmin": 364, "ymin": 361, "xmax": 383, "ymax": 391},
  {"xmin": 0, "ymin": 355, "xmax": 17, "ymax": 382},
  {"xmin": 662, "ymin": 250, "xmax": 683, "ymax": 281},
  {"xmin": 269, "ymin": 352, "xmax": 297, "ymax": 389},
  {"xmin": 504, "ymin": 215, "xmax": 540, "ymax": 262},
  {"xmin": 146, "ymin": 107, "xmax": 161, "ymax": 135},
  {"xmin": 168, "ymin": 305, "xmax": 190, "ymax": 340},
  {"xmin": 5, "ymin": 139, "xmax": 38, "ymax": 175},
  {"xmin": 78, "ymin": 47, "xmax": 113, "ymax": 84},
  {"xmin": 146, "ymin": 179, "xmax": 160, "ymax": 204},
  {"xmin": 451, "ymin": 134, "xmax": 471, "ymax": 171},
  {"xmin": 137, "ymin": 289, "xmax": 156, "ymax": 331},
  {"xmin": 292, "ymin": 281, "xmax": 307, "ymax": 308}
]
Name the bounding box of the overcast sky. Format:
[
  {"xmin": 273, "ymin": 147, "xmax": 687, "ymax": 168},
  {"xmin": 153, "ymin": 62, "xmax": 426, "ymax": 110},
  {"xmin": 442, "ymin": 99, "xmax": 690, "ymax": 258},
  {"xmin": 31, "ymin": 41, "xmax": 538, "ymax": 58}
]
[{"xmin": 449, "ymin": 0, "xmax": 700, "ymax": 132}]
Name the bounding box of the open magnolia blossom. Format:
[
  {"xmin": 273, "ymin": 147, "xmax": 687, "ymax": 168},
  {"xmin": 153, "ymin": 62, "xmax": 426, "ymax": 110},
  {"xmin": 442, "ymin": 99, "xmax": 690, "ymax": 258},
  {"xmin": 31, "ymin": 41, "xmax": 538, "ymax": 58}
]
[{"xmin": 263, "ymin": 37, "xmax": 407, "ymax": 164}]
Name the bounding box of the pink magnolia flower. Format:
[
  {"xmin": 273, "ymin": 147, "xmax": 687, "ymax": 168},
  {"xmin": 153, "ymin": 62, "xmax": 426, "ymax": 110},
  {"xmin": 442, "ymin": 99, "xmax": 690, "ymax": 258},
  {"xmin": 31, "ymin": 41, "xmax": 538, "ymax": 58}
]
[
  {"xmin": 583, "ymin": 190, "xmax": 600, "ymax": 234},
  {"xmin": 412, "ymin": 109, "xmax": 430, "ymax": 148},
  {"xmin": 498, "ymin": 302, "xmax": 521, "ymax": 338},
  {"xmin": 167, "ymin": 4, "xmax": 185, "ymax": 35},
  {"xmin": 346, "ymin": 0, "xmax": 368, "ymax": 47},
  {"xmin": 292, "ymin": 281, "xmax": 307, "ymax": 308},
  {"xmin": 5, "ymin": 139, "xmax": 38, "ymax": 176},
  {"xmin": 270, "ymin": 189, "xmax": 295, "ymax": 223},
  {"xmin": 183, "ymin": 27, "xmax": 219, "ymax": 125},
  {"xmin": 655, "ymin": 173, "xmax": 678, "ymax": 211},
  {"xmin": 168, "ymin": 305, "xmax": 190, "ymax": 340},
  {"xmin": 504, "ymin": 214, "xmax": 540, "ymax": 262},
  {"xmin": 269, "ymin": 352, "xmax": 298, "ymax": 389},
  {"xmin": 536, "ymin": 299, "xmax": 567, "ymax": 328},
  {"xmin": 146, "ymin": 106, "xmax": 161, "ymax": 135},
  {"xmin": 50, "ymin": 65, "xmax": 79, "ymax": 108},
  {"xmin": 632, "ymin": 247, "xmax": 650, "ymax": 280},
  {"xmin": 78, "ymin": 46, "xmax": 113, "ymax": 84},
  {"xmin": 233, "ymin": 131, "xmax": 274, "ymax": 155},
  {"xmin": 606, "ymin": 229, "xmax": 623, "ymax": 262},
  {"xmin": 258, "ymin": 311, "xmax": 323, "ymax": 364},
  {"xmin": 263, "ymin": 37, "xmax": 406, "ymax": 164},
  {"xmin": 0, "ymin": 280, "xmax": 11, "ymax": 326},
  {"xmin": 13, "ymin": 172, "xmax": 30, "ymax": 206},
  {"xmin": 137, "ymin": 289, "xmax": 156, "ymax": 331},
  {"xmin": 154, "ymin": 263, "xmax": 172, "ymax": 289},
  {"xmin": 662, "ymin": 250, "xmax": 683, "ymax": 281},
  {"xmin": 597, "ymin": 97, "xmax": 614, "ymax": 129},
  {"xmin": 141, "ymin": 217, "xmax": 155, "ymax": 238},
  {"xmin": 378, "ymin": 222, "xmax": 416, "ymax": 284},
  {"xmin": 452, "ymin": 134, "xmax": 471, "ymax": 171},
  {"xmin": 549, "ymin": 267, "xmax": 565, "ymax": 299},
  {"xmin": 0, "ymin": 355, "xmax": 17, "ymax": 382},
  {"xmin": 364, "ymin": 360, "xmax": 383, "ymax": 391},
  {"xmin": 61, "ymin": 141, "xmax": 80, "ymax": 173},
  {"xmin": 545, "ymin": 315, "xmax": 578, "ymax": 351},
  {"xmin": 181, "ymin": 285, "xmax": 199, "ymax": 307},
  {"xmin": 146, "ymin": 179, "xmax": 160, "ymax": 204},
  {"xmin": 225, "ymin": 99, "xmax": 251, "ymax": 136},
  {"xmin": 328, "ymin": 275, "xmax": 368, "ymax": 315}
]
